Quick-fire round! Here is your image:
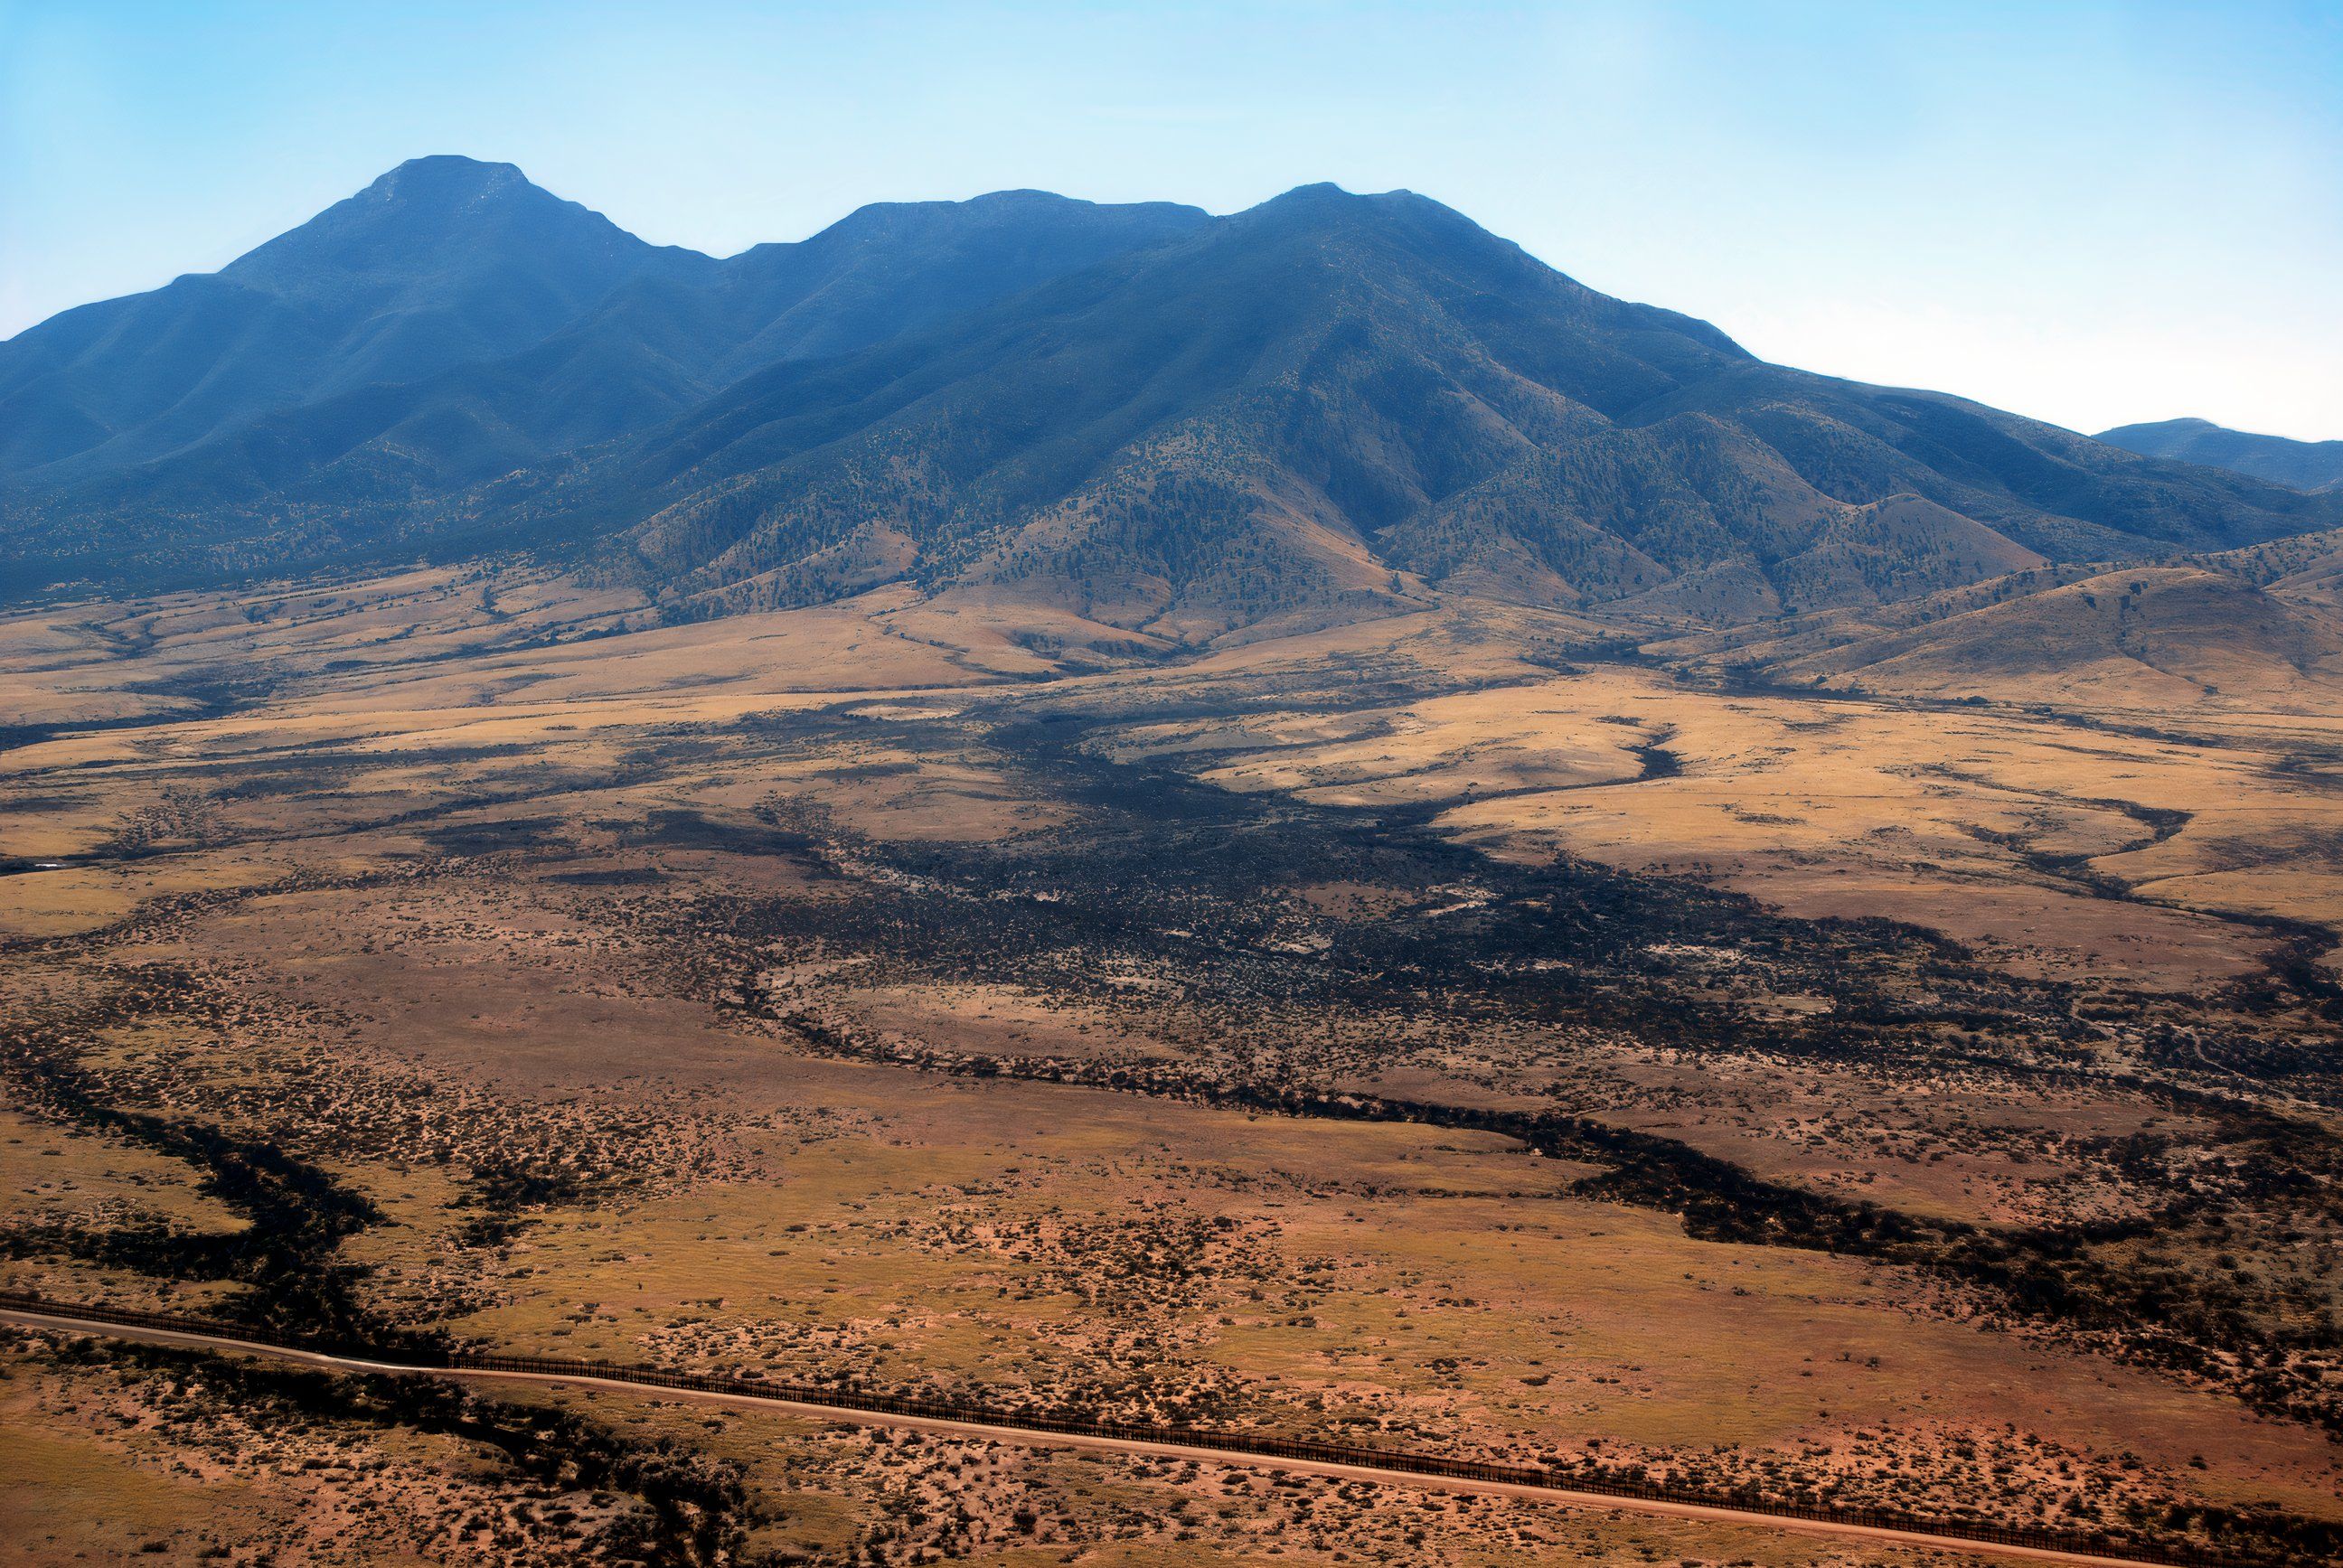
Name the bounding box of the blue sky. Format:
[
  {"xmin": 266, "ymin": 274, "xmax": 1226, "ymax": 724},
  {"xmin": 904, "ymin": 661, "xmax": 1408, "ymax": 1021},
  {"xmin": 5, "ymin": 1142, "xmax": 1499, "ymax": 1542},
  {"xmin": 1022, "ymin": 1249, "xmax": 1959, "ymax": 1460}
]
[{"xmin": 4, "ymin": 1, "xmax": 2338, "ymax": 438}]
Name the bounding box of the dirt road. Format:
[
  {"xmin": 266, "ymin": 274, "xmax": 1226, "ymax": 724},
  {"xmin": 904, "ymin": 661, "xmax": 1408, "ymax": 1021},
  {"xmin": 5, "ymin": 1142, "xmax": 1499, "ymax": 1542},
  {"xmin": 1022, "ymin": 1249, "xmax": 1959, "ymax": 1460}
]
[{"xmin": 2, "ymin": 1303, "xmax": 2205, "ymax": 1568}]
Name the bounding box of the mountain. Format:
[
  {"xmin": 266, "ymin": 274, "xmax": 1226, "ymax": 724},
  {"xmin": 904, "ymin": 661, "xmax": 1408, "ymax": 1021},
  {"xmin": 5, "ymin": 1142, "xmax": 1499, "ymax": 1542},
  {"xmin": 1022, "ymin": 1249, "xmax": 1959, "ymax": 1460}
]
[
  {"xmin": 0, "ymin": 157, "xmax": 704, "ymax": 479},
  {"xmin": 0, "ymin": 161, "xmax": 1208, "ymax": 592},
  {"xmin": 4, "ymin": 170, "xmax": 2338, "ymax": 626},
  {"xmin": 588, "ymin": 184, "xmax": 2338, "ymax": 636},
  {"xmin": 75, "ymin": 187, "xmax": 1212, "ymax": 510},
  {"xmin": 2095, "ymin": 418, "xmax": 2343, "ymax": 493}
]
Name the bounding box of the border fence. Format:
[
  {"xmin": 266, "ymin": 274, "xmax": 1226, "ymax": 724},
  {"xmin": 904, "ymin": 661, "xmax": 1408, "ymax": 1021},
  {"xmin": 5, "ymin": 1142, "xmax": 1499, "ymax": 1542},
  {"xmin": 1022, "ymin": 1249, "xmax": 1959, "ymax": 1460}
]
[{"xmin": 0, "ymin": 1289, "xmax": 2244, "ymax": 1568}]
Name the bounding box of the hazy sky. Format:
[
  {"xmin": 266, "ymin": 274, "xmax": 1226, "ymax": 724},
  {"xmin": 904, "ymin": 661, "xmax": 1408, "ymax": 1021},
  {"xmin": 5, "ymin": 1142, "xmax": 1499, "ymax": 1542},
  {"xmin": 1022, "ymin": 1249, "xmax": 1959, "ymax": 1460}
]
[{"xmin": 4, "ymin": 0, "xmax": 2338, "ymax": 438}]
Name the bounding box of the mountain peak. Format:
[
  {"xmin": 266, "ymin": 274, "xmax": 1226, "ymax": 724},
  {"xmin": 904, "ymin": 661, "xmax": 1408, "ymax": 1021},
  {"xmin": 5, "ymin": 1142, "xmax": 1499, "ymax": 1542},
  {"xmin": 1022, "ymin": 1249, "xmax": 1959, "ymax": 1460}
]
[
  {"xmin": 366, "ymin": 154, "xmax": 532, "ymax": 200},
  {"xmin": 1268, "ymin": 180, "xmax": 1357, "ymax": 202},
  {"xmin": 220, "ymin": 155, "xmax": 648, "ymax": 298},
  {"xmin": 1253, "ymin": 182, "xmax": 1438, "ymax": 216},
  {"xmin": 1237, "ymin": 182, "xmax": 1519, "ymax": 255},
  {"xmin": 2103, "ymin": 417, "xmax": 2220, "ymax": 437},
  {"xmin": 0, "ymin": 155, "xmax": 694, "ymax": 482}
]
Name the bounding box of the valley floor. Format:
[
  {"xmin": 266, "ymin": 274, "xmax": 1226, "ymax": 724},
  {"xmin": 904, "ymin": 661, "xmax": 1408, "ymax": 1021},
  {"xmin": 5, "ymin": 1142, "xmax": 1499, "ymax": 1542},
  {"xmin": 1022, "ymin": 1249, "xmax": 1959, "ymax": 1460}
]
[{"xmin": 4, "ymin": 565, "xmax": 2341, "ymax": 1567}]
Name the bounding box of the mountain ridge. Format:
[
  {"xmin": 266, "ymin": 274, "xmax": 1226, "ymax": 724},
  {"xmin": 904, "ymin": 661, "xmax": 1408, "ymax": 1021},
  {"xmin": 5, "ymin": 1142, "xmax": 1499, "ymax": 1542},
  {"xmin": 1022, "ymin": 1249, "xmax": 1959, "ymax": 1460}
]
[
  {"xmin": 2095, "ymin": 417, "xmax": 2343, "ymax": 493},
  {"xmin": 4, "ymin": 160, "xmax": 2336, "ymax": 634},
  {"xmin": 0, "ymin": 156, "xmax": 699, "ymax": 479},
  {"xmin": 576, "ymin": 181, "xmax": 2335, "ymax": 636},
  {"xmin": 0, "ymin": 158, "xmax": 1209, "ymax": 502}
]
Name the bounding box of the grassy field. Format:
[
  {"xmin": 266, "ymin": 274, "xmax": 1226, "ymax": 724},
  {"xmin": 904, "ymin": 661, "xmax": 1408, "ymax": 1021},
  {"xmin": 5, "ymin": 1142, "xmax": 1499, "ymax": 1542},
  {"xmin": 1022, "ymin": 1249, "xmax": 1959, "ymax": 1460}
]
[{"xmin": 5, "ymin": 564, "xmax": 2342, "ymax": 1566}]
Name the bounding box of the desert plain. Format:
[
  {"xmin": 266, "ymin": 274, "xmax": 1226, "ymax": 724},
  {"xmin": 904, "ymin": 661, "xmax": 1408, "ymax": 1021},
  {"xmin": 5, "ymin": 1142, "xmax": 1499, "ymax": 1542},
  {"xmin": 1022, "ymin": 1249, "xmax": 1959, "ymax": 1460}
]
[{"xmin": 3, "ymin": 561, "xmax": 2340, "ymax": 1566}]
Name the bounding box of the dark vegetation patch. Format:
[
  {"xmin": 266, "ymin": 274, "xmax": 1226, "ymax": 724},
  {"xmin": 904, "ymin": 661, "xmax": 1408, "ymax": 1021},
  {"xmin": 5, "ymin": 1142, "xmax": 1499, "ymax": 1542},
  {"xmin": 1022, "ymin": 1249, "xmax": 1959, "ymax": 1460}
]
[
  {"xmin": 30, "ymin": 1333, "xmax": 752, "ymax": 1568},
  {"xmin": 1625, "ymin": 741, "xmax": 1682, "ymax": 781},
  {"xmin": 419, "ymin": 815, "xmax": 571, "ymax": 857},
  {"xmin": 623, "ymin": 808, "xmax": 823, "ymax": 860},
  {"xmin": 0, "ymin": 791, "xmax": 86, "ymax": 814},
  {"xmin": 0, "ymin": 1000, "xmax": 390, "ymax": 1346},
  {"xmin": 545, "ymin": 866, "xmax": 670, "ymax": 887},
  {"xmin": 0, "ymin": 957, "xmax": 645, "ymax": 1346}
]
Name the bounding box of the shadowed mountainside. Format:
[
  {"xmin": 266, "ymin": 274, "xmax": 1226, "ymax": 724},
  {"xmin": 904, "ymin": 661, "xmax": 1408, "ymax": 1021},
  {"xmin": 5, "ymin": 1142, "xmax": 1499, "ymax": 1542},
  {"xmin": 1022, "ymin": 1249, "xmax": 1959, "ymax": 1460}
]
[
  {"xmin": 0, "ymin": 157, "xmax": 697, "ymax": 479},
  {"xmin": 0, "ymin": 159, "xmax": 1207, "ymax": 590},
  {"xmin": 592, "ymin": 183, "xmax": 2338, "ymax": 637},
  {"xmin": 3, "ymin": 165, "xmax": 2336, "ymax": 632}
]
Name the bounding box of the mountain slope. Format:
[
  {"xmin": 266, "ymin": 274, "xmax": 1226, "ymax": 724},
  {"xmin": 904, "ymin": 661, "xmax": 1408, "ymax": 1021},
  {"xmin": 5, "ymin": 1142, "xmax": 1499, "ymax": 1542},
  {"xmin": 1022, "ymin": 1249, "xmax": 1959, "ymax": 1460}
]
[
  {"xmin": 37, "ymin": 188, "xmax": 1211, "ymax": 517},
  {"xmin": 588, "ymin": 185, "xmax": 2337, "ymax": 638},
  {"xmin": 5, "ymin": 174, "xmax": 2336, "ymax": 628},
  {"xmin": 0, "ymin": 157, "xmax": 705, "ymax": 478},
  {"xmin": 2096, "ymin": 418, "xmax": 2343, "ymax": 492},
  {"xmin": 0, "ymin": 170, "xmax": 1212, "ymax": 594}
]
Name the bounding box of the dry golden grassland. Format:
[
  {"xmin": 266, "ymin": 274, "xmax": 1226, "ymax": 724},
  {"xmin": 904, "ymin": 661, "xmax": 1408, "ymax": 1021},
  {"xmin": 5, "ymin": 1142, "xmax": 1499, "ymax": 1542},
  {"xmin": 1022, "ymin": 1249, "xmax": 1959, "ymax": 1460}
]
[
  {"xmin": 5, "ymin": 565, "xmax": 2343, "ymax": 1565},
  {"xmin": 3, "ymin": 1329, "xmax": 1976, "ymax": 1568},
  {"xmin": 1118, "ymin": 665, "xmax": 2343, "ymax": 987}
]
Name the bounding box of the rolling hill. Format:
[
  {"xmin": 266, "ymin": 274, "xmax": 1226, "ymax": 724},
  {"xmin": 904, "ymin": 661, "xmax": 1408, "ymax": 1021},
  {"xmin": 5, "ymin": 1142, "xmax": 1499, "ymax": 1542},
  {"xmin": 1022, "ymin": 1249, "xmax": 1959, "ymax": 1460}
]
[
  {"xmin": 1650, "ymin": 528, "xmax": 2343, "ymax": 712},
  {"xmin": 1754, "ymin": 565, "xmax": 2343, "ymax": 710}
]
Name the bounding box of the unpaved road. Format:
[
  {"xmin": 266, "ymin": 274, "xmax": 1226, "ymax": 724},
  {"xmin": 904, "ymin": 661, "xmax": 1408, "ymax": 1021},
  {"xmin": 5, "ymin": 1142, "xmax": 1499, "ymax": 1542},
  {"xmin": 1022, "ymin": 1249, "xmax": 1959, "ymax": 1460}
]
[{"xmin": 3, "ymin": 1305, "xmax": 2199, "ymax": 1568}]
